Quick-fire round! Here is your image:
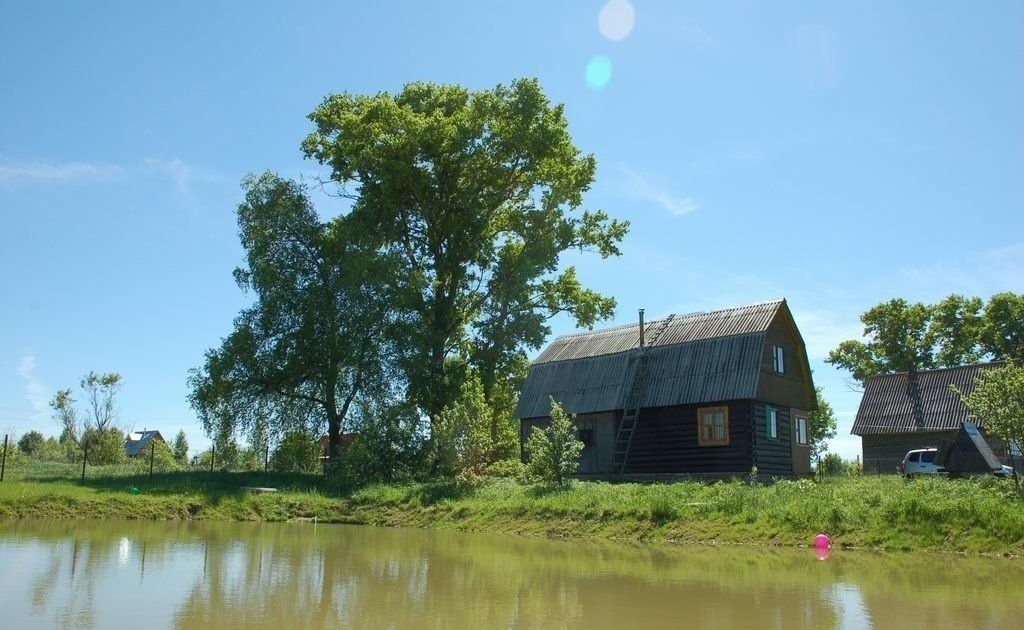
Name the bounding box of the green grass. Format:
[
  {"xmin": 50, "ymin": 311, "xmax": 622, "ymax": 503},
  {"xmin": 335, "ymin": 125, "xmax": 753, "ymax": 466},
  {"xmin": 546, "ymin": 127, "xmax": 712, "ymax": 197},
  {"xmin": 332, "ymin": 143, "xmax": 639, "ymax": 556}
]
[{"xmin": 2, "ymin": 456, "xmax": 1023, "ymax": 554}]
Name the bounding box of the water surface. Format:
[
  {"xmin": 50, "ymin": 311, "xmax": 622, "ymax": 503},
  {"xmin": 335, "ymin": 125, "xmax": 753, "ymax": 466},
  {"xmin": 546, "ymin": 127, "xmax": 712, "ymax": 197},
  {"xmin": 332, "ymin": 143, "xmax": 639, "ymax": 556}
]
[{"xmin": 0, "ymin": 519, "xmax": 1021, "ymax": 629}]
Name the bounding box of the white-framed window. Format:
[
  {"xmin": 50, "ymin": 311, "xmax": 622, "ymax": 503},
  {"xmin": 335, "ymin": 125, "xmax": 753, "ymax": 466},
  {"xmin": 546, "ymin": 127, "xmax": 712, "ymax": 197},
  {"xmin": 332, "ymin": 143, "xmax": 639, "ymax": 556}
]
[
  {"xmin": 697, "ymin": 406, "xmax": 729, "ymax": 446},
  {"xmin": 795, "ymin": 416, "xmax": 808, "ymax": 445},
  {"xmin": 767, "ymin": 406, "xmax": 778, "ymax": 439},
  {"xmin": 773, "ymin": 345, "xmax": 785, "ymax": 374}
]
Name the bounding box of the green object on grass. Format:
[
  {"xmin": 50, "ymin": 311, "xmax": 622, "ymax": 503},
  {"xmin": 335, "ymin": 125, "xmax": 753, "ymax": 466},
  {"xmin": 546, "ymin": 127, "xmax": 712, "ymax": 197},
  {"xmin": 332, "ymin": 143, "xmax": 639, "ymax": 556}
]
[{"xmin": 129, "ymin": 486, "xmax": 139, "ymax": 495}]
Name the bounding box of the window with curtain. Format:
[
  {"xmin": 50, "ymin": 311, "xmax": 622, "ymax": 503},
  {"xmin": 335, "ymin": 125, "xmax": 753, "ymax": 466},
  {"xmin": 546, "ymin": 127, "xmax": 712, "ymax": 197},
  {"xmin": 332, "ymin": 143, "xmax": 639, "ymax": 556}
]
[{"xmin": 697, "ymin": 406, "xmax": 729, "ymax": 446}]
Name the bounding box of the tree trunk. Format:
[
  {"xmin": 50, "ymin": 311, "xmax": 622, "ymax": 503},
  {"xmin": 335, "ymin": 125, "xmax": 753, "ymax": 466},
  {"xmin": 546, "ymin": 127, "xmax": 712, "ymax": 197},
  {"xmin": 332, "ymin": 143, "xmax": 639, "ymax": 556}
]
[
  {"xmin": 1008, "ymin": 438, "xmax": 1021, "ymax": 497},
  {"xmin": 326, "ymin": 406, "xmax": 342, "ymax": 463}
]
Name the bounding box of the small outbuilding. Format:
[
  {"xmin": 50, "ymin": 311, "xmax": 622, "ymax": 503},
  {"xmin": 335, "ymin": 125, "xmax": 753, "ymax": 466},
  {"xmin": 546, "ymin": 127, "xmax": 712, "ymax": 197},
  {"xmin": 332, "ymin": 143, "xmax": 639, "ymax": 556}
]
[
  {"xmin": 514, "ymin": 299, "xmax": 816, "ymax": 478},
  {"xmin": 936, "ymin": 422, "xmax": 1003, "ymax": 475},
  {"xmin": 850, "ymin": 362, "xmax": 1008, "ymax": 474},
  {"xmin": 124, "ymin": 429, "xmax": 165, "ymax": 458}
]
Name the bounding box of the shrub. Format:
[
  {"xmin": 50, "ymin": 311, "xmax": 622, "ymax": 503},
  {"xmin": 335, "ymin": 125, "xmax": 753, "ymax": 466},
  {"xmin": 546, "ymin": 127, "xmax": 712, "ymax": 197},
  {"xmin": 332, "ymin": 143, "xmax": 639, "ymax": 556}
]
[
  {"xmin": 271, "ymin": 431, "xmax": 322, "ymax": 474},
  {"xmin": 525, "ymin": 398, "xmax": 583, "ymax": 486},
  {"xmin": 432, "ymin": 370, "xmax": 519, "ymax": 477},
  {"xmin": 17, "ymin": 431, "xmax": 45, "ymax": 457},
  {"xmin": 818, "ymin": 452, "xmax": 847, "ymax": 476}
]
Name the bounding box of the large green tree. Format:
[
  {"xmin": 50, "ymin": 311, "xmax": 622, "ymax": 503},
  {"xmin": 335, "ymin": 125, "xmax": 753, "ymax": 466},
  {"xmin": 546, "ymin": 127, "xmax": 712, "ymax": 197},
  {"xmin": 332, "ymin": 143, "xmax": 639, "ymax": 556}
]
[
  {"xmin": 302, "ymin": 79, "xmax": 628, "ymax": 424},
  {"xmin": 828, "ymin": 293, "xmax": 1024, "ymax": 387},
  {"xmin": 188, "ymin": 174, "xmax": 402, "ymax": 459},
  {"xmin": 980, "ymin": 292, "xmax": 1024, "ymax": 362}
]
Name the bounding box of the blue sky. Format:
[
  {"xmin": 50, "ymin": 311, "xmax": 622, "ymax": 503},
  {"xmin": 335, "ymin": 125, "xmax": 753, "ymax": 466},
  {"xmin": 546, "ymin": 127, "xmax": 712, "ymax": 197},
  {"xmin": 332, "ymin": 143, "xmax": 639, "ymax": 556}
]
[{"xmin": 2, "ymin": 1, "xmax": 1022, "ymax": 459}]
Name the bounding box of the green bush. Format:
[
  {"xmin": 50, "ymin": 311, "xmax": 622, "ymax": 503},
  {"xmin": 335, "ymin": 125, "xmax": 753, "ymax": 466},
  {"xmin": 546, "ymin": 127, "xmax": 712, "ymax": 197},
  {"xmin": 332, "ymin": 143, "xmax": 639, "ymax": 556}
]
[
  {"xmin": 525, "ymin": 398, "xmax": 583, "ymax": 486},
  {"xmin": 84, "ymin": 428, "xmax": 127, "ymax": 465},
  {"xmin": 271, "ymin": 431, "xmax": 321, "ymax": 474},
  {"xmin": 818, "ymin": 453, "xmax": 848, "ymax": 476},
  {"xmin": 17, "ymin": 431, "xmax": 45, "ymax": 457}
]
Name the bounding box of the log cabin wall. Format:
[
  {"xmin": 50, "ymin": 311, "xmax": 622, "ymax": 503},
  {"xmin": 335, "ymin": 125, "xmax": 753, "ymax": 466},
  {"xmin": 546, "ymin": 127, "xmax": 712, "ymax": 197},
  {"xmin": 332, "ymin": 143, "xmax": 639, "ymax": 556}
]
[
  {"xmin": 620, "ymin": 400, "xmax": 754, "ymax": 474},
  {"xmin": 752, "ymin": 402, "xmax": 794, "ymax": 475}
]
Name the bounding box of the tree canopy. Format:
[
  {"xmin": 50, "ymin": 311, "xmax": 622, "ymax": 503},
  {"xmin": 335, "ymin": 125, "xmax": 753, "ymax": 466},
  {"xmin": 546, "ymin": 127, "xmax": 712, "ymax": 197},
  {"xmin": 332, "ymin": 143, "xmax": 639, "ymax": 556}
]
[
  {"xmin": 188, "ymin": 174, "xmax": 402, "ymax": 458},
  {"xmin": 827, "ymin": 293, "xmax": 1024, "ymax": 387},
  {"xmin": 302, "ymin": 78, "xmax": 628, "ymax": 422}
]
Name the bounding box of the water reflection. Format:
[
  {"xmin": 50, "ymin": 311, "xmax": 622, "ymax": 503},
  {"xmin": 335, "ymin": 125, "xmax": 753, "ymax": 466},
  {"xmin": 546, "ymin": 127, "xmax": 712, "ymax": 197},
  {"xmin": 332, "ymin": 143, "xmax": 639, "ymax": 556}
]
[{"xmin": 1, "ymin": 520, "xmax": 1022, "ymax": 629}]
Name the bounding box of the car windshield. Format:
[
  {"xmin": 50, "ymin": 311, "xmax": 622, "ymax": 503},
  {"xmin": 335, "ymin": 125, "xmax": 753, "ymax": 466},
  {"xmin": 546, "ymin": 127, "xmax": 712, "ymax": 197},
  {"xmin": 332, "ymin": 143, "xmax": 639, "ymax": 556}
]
[{"xmin": 921, "ymin": 451, "xmax": 935, "ymax": 463}]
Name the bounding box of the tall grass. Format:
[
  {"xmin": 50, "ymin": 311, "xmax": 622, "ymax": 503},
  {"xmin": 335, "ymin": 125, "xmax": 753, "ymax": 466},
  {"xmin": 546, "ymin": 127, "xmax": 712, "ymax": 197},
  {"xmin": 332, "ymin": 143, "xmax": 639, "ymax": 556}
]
[{"xmin": 2, "ymin": 457, "xmax": 1023, "ymax": 554}]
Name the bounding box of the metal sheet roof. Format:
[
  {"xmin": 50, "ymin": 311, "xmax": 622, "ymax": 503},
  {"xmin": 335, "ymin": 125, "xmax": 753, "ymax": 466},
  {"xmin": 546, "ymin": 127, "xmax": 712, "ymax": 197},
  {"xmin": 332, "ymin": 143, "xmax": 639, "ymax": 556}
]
[
  {"xmin": 534, "ymin": 300, "xmax": 783, "ymax": 364},
  {"xmin": 514, "ymin": 299, "xmax": 786, "ymax": 418},
  {"xmin": 851, "ymin": 362, "xmax": 1005, "ymax": 435},
  {"xmin": 124, "ymin": 430, "xmax": 164, "ymax": 456}
]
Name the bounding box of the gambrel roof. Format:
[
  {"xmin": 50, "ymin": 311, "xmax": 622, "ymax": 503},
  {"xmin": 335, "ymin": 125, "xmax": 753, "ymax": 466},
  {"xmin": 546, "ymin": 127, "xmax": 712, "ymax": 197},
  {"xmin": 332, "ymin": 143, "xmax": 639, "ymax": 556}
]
[
  {"xmin": 514, "ymin": 300, "xmax": 797, "ymax": 418},
  {"xmin": 851, "ymin": 362, "xmax": 1005, "ymax": 435}
]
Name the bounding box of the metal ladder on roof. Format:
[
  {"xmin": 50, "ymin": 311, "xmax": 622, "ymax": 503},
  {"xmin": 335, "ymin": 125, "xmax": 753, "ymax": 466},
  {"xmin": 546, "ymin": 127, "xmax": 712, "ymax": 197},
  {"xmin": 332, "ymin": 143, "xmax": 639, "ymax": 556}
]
[{"xmin": 611, "ymin": 314, "xmax": 676, "ymax": 474}]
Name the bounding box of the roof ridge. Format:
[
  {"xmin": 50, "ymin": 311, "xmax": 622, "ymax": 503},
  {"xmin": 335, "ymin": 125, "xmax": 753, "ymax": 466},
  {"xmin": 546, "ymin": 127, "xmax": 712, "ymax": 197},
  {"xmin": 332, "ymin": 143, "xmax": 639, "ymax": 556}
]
[
  {"xmin": 548, "ymin": 298, "xmax": 785, "ymax": 342},
  {"xmin": 868, "ymin": 360, "xmax": 1006, "ymax": 380}
]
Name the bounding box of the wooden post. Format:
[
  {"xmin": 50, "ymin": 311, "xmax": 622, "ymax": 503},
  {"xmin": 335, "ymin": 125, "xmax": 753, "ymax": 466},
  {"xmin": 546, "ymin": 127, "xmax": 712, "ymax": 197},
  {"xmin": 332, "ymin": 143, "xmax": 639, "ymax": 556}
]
[
  {"xmin": 81, "ymin": 443, "xmax": 88, "ymax": 481},
  {"xmin": 210, "ymin": 444, "xmax": 216, "ymax": 473},
  {"xmin": 149, "ymin": 441, "xmax": 155, "ymax": 478},
  {"xmin": 1, "ymin": 434, "xmax": 8, "ymax": 483},
  {"xmin": 264, "ymin": 444, "xmax": 269, "ymax": 474}
]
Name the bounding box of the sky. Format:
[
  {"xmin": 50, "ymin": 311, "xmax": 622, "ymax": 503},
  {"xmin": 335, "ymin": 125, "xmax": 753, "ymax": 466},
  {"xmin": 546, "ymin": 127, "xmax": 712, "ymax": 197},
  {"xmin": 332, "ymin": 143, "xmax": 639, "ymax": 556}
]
[{"xmin": 1, "ymin": 1, "xmax": 1022, "ymax": 460}]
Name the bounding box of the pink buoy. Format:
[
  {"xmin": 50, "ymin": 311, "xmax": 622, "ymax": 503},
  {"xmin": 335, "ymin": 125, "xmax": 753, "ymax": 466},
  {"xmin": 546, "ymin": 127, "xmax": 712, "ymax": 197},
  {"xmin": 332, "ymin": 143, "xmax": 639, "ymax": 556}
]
[{"xmin": 814, "ymin": 534, "xmax": 832, "ymax": 549}]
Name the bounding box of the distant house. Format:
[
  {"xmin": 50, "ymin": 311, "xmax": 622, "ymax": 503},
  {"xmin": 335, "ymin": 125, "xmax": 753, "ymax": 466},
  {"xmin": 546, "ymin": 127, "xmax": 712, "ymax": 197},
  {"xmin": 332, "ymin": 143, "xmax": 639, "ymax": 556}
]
[
  {"xmin": 514, "ymin": 299, "xmax": 816, "ymax": 478},
  {"xmin": 318, "ymin": 433, "xmax": 357, "ymax": 462},
  {"xmin": 851, "ymin": 362, "xmax": 1009, "ymax": 474},
  {"xmin": 124, "ymin": 430, "xmax": 165, "ymax": 457}
]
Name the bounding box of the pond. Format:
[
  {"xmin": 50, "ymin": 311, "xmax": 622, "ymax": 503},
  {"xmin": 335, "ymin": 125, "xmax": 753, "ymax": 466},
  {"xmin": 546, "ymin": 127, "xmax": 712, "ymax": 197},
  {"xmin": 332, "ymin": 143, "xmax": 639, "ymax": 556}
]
[{"xmin": 0, "ymin": 520, "xmax": 1021, "ymax": 629}]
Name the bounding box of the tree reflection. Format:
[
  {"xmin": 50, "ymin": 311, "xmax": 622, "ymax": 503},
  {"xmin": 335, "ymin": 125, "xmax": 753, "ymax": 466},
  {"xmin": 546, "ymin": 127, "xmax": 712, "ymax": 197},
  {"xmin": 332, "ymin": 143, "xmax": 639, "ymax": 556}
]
[{"xmin": 2, "ymin": 520, "xmax": 1024, "ymax": 629}]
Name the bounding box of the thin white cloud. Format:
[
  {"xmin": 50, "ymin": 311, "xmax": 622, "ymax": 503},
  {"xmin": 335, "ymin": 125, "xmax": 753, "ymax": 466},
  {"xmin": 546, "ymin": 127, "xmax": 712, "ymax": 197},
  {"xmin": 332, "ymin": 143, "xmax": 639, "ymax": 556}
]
[
  {"xmin": 16, "ymin": 355, "xmax": 49, "ymax": 425},
  {"xmin": 619, "ymin": 165, "xmax": 698, "ymax": 216},
  {"xmin": 0, "ymin": 156, "xmax": 215, "ymax": 197},
  {"xmin": 790, "ymin": 309, "xmax": 863, "ymax": 360},
  {"xmin": 0, "ymin": 158, "xmax": 122, "ymax": 184}
]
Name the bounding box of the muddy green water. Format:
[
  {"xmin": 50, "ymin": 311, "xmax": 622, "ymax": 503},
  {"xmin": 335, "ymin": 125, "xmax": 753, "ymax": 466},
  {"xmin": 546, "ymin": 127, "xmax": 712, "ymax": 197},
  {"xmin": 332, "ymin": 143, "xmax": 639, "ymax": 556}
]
[{"xmin": 0, "ymin": 520, "xmax": 1021, "ymax": 629}]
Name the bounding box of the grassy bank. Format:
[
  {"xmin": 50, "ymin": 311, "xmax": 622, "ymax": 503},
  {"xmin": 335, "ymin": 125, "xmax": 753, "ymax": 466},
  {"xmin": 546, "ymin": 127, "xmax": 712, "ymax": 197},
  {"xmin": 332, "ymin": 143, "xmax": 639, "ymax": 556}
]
[{"xmin": 2, "ymin": 461, "xmax": 1024, "ymax": 554}]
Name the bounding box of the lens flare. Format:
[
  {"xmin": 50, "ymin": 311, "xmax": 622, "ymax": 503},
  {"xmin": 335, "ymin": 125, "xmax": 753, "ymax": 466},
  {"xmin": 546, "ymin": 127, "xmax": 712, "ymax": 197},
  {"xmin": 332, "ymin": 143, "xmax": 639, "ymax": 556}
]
[
  {"xmin": 585, "ymin": 56, "xmax": 613, "ymax": 91},
  {"xmin": 599, "ymin": 0, "xmax": 635, "ymax": 41}
]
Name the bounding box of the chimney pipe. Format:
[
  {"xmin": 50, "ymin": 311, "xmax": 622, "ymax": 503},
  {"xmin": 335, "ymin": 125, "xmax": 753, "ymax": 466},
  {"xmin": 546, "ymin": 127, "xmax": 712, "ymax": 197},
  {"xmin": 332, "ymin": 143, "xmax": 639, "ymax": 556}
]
[{"xmin": 639, "ymin": 308, "xmax": 645, "ymax": 348}]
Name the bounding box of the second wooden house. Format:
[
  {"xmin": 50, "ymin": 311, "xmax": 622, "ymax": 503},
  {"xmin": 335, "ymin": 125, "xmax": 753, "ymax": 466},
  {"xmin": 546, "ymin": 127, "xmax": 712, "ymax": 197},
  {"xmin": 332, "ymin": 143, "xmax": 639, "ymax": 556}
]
[{"xmin": 514, "ymin": 299, "xmax": 816, "ymax": 478}]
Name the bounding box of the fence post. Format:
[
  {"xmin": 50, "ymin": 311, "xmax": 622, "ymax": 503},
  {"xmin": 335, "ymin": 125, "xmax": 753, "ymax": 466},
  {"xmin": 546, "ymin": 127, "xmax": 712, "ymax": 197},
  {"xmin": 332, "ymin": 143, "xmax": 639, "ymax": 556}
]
[
  {"xmin": 81, "ymin": 443, "xmax": 88, "ymax": 481},
  {"xmin": 149, "ymin": 441, "xmax": 155, "ymax": 478},
  {"xmin": 210, "ymin": 445, "xmax": 216, "ymax": 473},
  {"xmin": 1, "ymin": 434, "xmax": 8, "ymax": 483}
]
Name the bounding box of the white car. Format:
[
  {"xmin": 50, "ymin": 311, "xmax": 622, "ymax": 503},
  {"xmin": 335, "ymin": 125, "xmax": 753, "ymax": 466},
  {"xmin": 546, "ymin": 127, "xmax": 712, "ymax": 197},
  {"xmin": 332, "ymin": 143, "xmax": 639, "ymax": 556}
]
[{"xmin": 897, "ymin": 448, "xmax": 945, "ymax": 476}]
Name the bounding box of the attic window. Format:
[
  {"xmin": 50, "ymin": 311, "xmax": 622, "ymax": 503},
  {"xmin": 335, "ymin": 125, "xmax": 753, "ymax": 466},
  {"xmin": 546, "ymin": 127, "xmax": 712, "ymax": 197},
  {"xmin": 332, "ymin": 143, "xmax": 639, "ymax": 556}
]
[
  {"xmin": 773, "ymin": 345, "xmax": 785, "ymax": 374},
  {"xmin": 698, "ymin": 406, "xmax": 729, "ymax": 446}
]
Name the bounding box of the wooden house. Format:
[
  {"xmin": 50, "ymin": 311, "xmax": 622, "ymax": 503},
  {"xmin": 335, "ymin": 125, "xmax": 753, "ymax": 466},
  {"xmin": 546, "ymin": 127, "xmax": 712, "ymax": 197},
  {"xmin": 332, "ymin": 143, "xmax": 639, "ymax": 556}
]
[
  {"xmin": 514, "ymin": 299, "xmax": 816, "ymax": 478},
  {"xmin": 851, "ymin": 362, "xmax": 1009, "ymax": 474},
  {"xmin": 124, "ymin": 429, "xmax": 165, "ymax": 458}
]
